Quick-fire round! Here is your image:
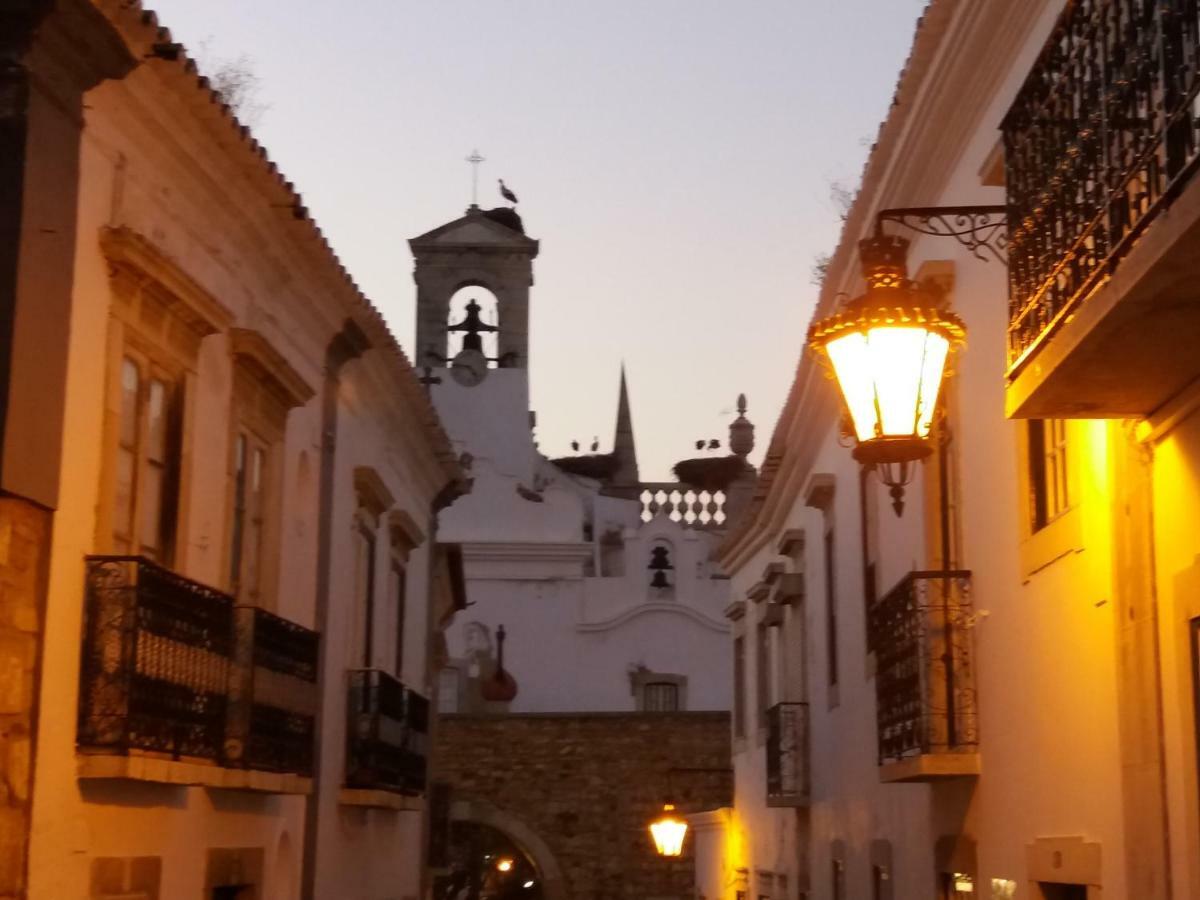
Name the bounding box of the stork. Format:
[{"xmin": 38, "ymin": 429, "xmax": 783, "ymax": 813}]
[{"xmin": 499, "ymin": 178, "xmax": 519, "ymax": 205}]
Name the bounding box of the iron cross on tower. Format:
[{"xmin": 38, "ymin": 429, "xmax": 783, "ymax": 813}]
[{"xmin": 466, "ymin": 149, "xmax": 485, "ymax": 206}]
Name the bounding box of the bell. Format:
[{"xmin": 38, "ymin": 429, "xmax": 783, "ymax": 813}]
[{"xmin": 650, "ymin": 570, "xmax": 671, "ymax": 590}]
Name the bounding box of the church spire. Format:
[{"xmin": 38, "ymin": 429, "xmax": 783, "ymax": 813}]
[{"xmin": 610, "ymin": 365, "xmax": 640, "ymax": 495}]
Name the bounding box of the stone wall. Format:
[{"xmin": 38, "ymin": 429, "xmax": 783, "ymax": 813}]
[
  {"xmin": 435, "ymin": 712, "xmax": 731, "ymax": 900},
  {"xmin": 0, "ymin": 498, "xmax": 49, "ymax": 899}
]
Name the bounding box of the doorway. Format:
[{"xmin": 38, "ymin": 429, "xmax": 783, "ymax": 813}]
[{"xmin": 1039, "ymin": 885, "xmax": 1087, "ymax": 900}]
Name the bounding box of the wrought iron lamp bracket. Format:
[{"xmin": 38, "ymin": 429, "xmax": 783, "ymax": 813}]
[{"xmin": 875, "ymin": 205, "xmax": 1009, "ymax": 265}]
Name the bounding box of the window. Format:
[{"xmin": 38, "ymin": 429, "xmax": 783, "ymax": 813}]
[
  {"xmin": 642, "ymin": 682, "xmax": 679, "ymax": 711},
  {"xmin": 1038, "ymin": 884, "xmax": 1086, "ymax": 900},
  {"xmin": 632, "ymin": 670, "xmax": 686, "ymax": 711},
  {"xmin": 228, "ymin": 432, "xmax": 268, "ymax": 600},
  {"xmin": 113, "ymin": 354, "xmax": 179, "ymax": 561},
  {"xmin": 860, "ymin": 467, "xmax": 878, "ymax": 654},
  {"xmin": 354, "ymin": 523, "xmax": 377, "ymax": 668},
  {"xmin": 1029, "ymin": 418, "xmax": 1069, "ymax": 531},
  {"xmin": 756, "ymin": 622, "xmax": 771, "ymax": 729},
  {"xmin": 733, "ymin": 636, "xmax": 746, "ymax": 738},
  {"xmin": 392, "ymin": 562, "xmax": 408, "ymax": 676},
  {"xmin": 437, "ymin": 667, "xmax": 460, "ymax": 714},
  {"xmin": 824, "ymin": 526, "xmax": 838, "ymax": 690},
  {"xmin": 939, "ymin": 873, "xmax": 977, "ymax": 899}
]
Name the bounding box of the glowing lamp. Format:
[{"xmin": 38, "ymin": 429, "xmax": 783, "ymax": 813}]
[
  {"xmin": 496, "ymin": 858, "xmax": 514, "ymax": 873},
  {"xmin": 808, "ymin": 235, "xmax": 965, "ymax": 515},
  {"xmin": 649, "ymin": 804, "xmax": 688, "ymax": 857}
]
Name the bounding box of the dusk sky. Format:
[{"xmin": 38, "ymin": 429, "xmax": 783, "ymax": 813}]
[{"xmin": 148, "ymin": 0, "xmax": 928, "ymax": 479}]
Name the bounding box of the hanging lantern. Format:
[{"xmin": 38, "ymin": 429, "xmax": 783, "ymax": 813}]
[
  {"xmin": 649, "ymin": 804, "xmax": 688, "ymax": 857},
  {"xmin": 807, "ymin": 234, "xmax": 965, "ymax": 515}
]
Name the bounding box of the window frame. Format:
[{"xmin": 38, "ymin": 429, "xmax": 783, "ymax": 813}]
[{"xmin": 106, "ymin": 344, "xmax": 183, "ymax": 564}]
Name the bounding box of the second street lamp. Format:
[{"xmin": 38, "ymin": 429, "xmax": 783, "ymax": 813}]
[
  {"xmin": 648, "ymin": 804, "xmax": 688, "ymax": 857},
  {"xmin": 808, "ymin": 234, "xmax": 965, "ymax": 515}
]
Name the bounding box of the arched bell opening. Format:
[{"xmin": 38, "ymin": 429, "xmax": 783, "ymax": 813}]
[{"xmin": 447, "ymin": 286, "xmax": 500, "ymax": 366}]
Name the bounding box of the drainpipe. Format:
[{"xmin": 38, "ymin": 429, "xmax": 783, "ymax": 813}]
[
  {"xmin": 301, "ymin": 320, "xmax": 370, "ymax": 900},
  {"xmin": 420, "ymin": 478, "xmax": 468, "ymax": 900}
]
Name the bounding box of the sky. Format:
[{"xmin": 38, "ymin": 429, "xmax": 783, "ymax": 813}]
[{"xmin": 148, "ymin": 0, "xmax": 928, "ymax": 480}]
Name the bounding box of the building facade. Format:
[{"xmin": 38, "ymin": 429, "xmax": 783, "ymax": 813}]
[
  {"xmin": 703, "ymin": 2, "xmax": 1200, "ymax": 899},
  {"xmin": 4, "ymin": 3, "xmax": 466, "ymax": 899}
]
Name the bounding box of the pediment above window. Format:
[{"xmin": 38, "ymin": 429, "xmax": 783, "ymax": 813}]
[
  {"xmin": 230, "ymin": 328, "xmax": 316, "ymax": 412},
  {"xmin": 100, "ymin": 226, "xmax": 232, "ymax": 340},
  {"xmin": 354, "ymin": 466, "xmax": 395, "ymax": 518}
]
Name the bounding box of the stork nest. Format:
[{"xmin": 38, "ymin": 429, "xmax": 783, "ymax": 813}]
[
  {"xmin": 550, "ymin": 452, "xmax": 620, "ymax": 481},
  {"xmin": 672, "ymin": 455, "xmax": 751, "ymax": 491}
]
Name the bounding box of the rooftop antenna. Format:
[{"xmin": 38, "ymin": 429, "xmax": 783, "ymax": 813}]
[{"xmin": 466, "ymin": 148, "xmax": 485, "ymax": 207}]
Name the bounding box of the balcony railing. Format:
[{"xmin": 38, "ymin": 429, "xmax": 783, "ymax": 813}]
[
  {"xmin": 227, "ymin": 607, "xmax": 320, "ymax": 776},
  {"xmin": 869, "ymin": 571, "xmax": 977, "ymax": 774},
  {"xmin": 78, "ymin": 556, "xmax": 318, "ymax": 780},
  {"xmin": 345, "ymin": 669, "xmax": 430, "ymax": 795},
  {"xmin": 765, "ymin": 702, "xmax": 809, "ymax": 807},
  {"xmin": 1004, "ymin": 0, "xmax": 1200, "ymax": 375}
]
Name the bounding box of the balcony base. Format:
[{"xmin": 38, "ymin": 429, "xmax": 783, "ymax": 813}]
[
  {"xmin": 77, "ymin": 753, "xmax": 312, "ymax": 795},
  {"xmin": 879, "ymin": 752, "xmax": 980, "ymax": 783},
  {"xmin": 339, "ymin": 787, "xmax": 425, "ymax": 811},
  {"xmin": 1007, "ymin": 144, "xmax": 1200, "ymax": 420}
]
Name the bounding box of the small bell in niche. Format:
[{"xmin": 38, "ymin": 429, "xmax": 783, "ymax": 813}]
[{"xmin": 648, "ymin": 545, "xmax": 673, "ymax": 590}]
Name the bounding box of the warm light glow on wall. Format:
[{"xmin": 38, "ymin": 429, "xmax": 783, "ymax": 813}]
[{"xmin": 649, "ymin": 804, "xmax": 688, "ymax": 857}]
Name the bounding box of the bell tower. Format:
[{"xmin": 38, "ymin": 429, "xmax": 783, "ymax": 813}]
[{"xmin": 409, "ymin": 205, "xmax": 540, "ymax": 371}]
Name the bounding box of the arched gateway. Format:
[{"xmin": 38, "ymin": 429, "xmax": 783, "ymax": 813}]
[{"xmin": 432, "ymin": 797, "xmax": 567, "ymax": 900}]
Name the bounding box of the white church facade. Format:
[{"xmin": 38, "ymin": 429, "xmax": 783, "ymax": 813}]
[{"xmin": 413, "ymin": 204, "xmax": 752, "ymax": 716}]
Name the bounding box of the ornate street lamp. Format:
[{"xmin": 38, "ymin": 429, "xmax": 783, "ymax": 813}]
[
  {"xmin": 808, "ymin": 234, "xmax": 966, "ymax": 515},
  {"xmin": 648, "ymin": 804, "xmax": 688, "ymax": 857}
]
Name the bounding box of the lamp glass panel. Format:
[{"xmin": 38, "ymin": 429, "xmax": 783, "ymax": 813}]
[
  {"xmin": 825, "ymin": 332, "xmax": 877, "ymax": 441},
  {"xmin": 915, "ymin": 332, "xmax": 950, "ymax": 437},
  {"xmin": 650, "ymin": 816, "xmax": 688, "ymax": 857},
  {"xmin": 863, "ymin": 326, "xmax": 929, "ymax": 437}
]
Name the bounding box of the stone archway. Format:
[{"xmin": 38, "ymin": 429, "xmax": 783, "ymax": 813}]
[{"xmin": 450, "ymin": 797, "xmax": 568, "ymax": 900}]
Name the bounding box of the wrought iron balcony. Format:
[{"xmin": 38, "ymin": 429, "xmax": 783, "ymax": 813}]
[
  {"xmin": 765, "ymin": 702, "xmax": 809, "ymax": 807},
  {"xmin": 868, "ymin": 570, "xmax": 978, "ymax": 782},
  {"xmin": 1004, "ymin": 1, "xmax": 1200, "ymax": 417},
  {"xmin": 78, "ymin": 556, "xmax": 318, "ymax": 783},
  {"xmin": 79, "ymin": 556, "xmax": 235, "ymax": 762},
  {"xmin": 227, "ymin": 606, "xmax": 319, "ymax": 776},
  {"xmin": 345, "ymin": 669, "xmax": 430, "ymax": 795}
]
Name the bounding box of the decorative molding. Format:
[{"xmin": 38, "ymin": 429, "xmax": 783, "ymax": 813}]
[
  {"xmin": 761, "ymin": 602, "xmax": 784, "ymax": 628},
  {"xmin": 338, "ymin": 788, "xmax": 424, "ymax": 812},
  {"xmin": 724, "ymin": 600, "xmax": 746, "ymax": 621},
  {"xmin": 803, "ymin": 473, "xmax": 836, "ymax": 513},
  {"xmin": 460, "ymin": 542, "xmax": 594, "ymax": 565},
  {"xmin": 354, "ymin": 466, "xmax": 395, "ymax": 517},
  {"xmin": 229, "ymin": 327, "xmax": 316, "ymax": 409},
  {"xmin": 775, "ymin": 573, "xmax": 806, "ymax": 606},
  {"xmin": 99, "ymin": 226, "xmax": 232, "ymax": 337},
  {"xmin": 388, "ymin": 508, "xmax": 426, "ymax": 551},
  {"xmin": 76, "ymin": 754, "xmax": 311, "ymax": 794},
  {"xmin": 747, "ymin": 581, "xmax": 771, "ymax": 603},
  {"xmin": 761, "ymin": 561, "xmax": 786, "ymax": 585},
  {"xmin": 576, "ymin": 601, "xmax": 729, "ymax": 635},
  {"xmin": 776, "ymin": 528, "xmax": 805, "ymax": 557}
]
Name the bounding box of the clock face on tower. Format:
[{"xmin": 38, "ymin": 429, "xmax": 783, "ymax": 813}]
[{"xmin": 450, "ymin": 347, "xmax": 488, "ymax": 387}]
